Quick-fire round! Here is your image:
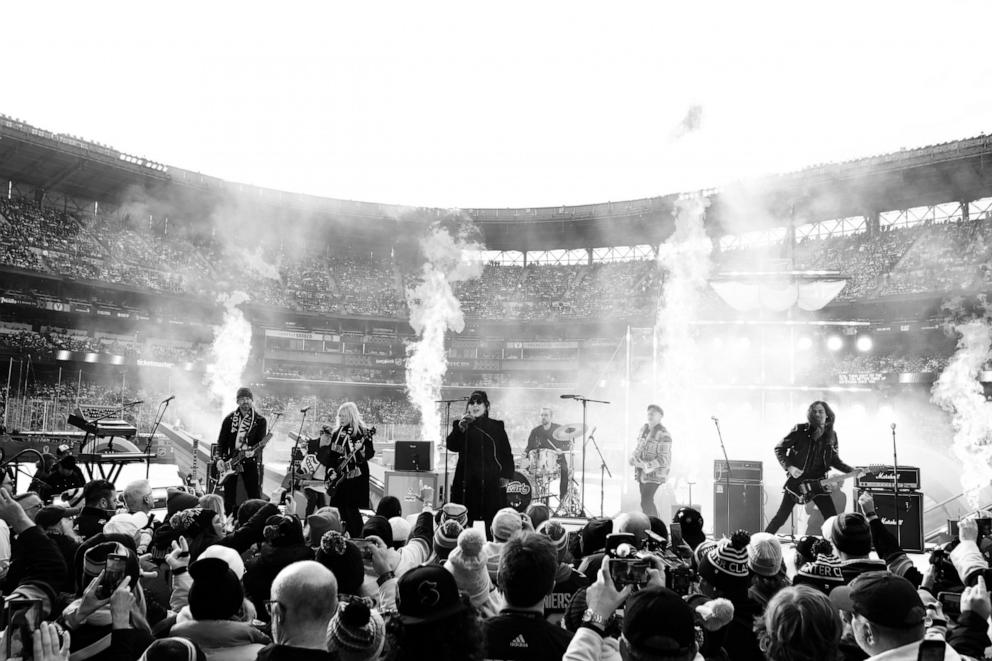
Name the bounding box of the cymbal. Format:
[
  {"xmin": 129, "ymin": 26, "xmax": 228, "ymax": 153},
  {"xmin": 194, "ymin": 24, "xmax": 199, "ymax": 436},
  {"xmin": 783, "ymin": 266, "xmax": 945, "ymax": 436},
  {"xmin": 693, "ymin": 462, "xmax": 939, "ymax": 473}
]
[{"xmin": 553, "ymin": 423, "xmax": 585, "ymax": 441}]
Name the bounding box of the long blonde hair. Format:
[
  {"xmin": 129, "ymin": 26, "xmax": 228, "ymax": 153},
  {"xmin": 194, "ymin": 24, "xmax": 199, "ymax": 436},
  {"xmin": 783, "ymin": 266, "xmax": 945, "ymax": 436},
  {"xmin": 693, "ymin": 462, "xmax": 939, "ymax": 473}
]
[{"xmin": 336, "ymin": 402, "xmax": 369, "ymax": 434}]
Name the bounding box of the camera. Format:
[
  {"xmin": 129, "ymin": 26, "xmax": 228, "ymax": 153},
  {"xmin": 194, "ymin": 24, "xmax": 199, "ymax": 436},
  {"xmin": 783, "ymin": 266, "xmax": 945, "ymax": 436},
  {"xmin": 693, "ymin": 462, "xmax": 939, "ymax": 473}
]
[
  {"xmin": 605, "ymin": 533, "xmax": 650, "ymax": 588},
  {"xmin": 643, "ymin": 530, "xmax": 697, "ymax": 596}
]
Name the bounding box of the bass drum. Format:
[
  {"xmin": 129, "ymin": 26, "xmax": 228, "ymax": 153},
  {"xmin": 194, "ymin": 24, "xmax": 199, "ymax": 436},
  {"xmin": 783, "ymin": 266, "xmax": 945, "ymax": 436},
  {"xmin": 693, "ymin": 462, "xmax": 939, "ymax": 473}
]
[{"xmin": 504, "ymin": 470, "xmax": 536, "ymax": 513}]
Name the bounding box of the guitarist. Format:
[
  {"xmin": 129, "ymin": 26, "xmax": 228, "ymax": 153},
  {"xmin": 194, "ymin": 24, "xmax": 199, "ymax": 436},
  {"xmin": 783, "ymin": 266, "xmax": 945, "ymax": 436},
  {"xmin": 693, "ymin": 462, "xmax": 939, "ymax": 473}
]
[
  {"xmin": 216, "ymin": 386, "xmax": 267, "ymax": 514},
  {"xmin": 318, "ymin": 401, "xmax": 375, "ymax": 537},
  {"xmin": 765, "ymin": 400, "xmax": 859, "ymax": 535}
]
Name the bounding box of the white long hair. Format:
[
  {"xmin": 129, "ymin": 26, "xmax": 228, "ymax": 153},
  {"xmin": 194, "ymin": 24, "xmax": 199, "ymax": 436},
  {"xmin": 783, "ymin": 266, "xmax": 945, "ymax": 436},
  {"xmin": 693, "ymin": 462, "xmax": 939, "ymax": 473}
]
[{"xmin": 336, "ymin": 401, "xmax": 369, "ymax": 434}]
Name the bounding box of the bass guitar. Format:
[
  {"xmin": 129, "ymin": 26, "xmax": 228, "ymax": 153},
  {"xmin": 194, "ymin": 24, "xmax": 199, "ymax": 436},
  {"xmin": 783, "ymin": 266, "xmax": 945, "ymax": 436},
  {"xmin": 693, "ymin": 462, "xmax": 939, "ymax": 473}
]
[
  {"xmin": 215, "ymin": 412, "xmax": 283, "ymax": 488},
  {"xmin": 324, "ymin": 426, "xmax": 376, "ymax": 498},
  {"xmin": 784, "ymin": 469, "xmax": 866, "ymax": 504}
]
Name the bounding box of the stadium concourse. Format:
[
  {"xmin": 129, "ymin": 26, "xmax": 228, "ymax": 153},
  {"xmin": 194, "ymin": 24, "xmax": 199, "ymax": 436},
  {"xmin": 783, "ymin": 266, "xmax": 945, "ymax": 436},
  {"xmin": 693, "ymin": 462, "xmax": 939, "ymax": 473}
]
[{"xmin": 1, "ymin": 116, "xmax": 992, "ymax": 659}]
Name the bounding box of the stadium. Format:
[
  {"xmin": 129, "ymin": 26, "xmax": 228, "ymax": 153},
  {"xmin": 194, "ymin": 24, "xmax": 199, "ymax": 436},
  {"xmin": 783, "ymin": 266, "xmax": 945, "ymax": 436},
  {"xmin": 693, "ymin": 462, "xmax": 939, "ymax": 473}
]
[
  {"xmin": 3, "ymin": 6, "xmax": 992, "ymax": 658},
  {"xmin": 3, "ymin": 113, "xmax": 992, "ymax": 540}
]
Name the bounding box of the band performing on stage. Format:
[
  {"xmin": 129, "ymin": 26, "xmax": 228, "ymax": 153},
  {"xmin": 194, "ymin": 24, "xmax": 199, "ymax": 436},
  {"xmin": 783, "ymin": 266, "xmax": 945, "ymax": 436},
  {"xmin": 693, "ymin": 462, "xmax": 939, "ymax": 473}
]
[{"xmin": 214, "ymin": 385, "xmax": 878, "ymax": 542}]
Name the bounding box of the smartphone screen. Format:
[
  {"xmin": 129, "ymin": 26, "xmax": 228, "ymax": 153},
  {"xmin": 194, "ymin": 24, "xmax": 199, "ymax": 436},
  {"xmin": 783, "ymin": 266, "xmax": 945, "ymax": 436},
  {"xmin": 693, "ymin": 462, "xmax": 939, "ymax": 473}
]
[
  {"xmin": 669, "ymin": 523, "xmax": 684, "ymax": 548},
  {"xmin": 3, "ymin": 599, "xmax": 41, "ymax": 661},
  {"xmin": 97, "ymin": 554, "xmax": 127, "ymax": 600}
]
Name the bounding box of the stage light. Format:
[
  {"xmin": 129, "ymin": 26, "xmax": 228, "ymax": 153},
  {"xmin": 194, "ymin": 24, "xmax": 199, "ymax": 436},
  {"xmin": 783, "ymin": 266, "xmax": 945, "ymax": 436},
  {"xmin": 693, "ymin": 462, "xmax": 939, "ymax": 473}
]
[
  {"xmin": 856, "ymin": 335, "xmax": 873, "ymax": 352},
  {"xmin": 796, "ymin": 336, "xmax": 813, "ymax": 351},
  {"xmin": 826, "ymin": 335, "xmax": 844, "ymax": 352}
]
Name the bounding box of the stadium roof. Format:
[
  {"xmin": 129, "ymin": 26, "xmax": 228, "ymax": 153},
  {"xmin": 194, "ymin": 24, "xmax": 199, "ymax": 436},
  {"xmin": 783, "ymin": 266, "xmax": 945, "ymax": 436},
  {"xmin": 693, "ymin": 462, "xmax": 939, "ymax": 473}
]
[{"xmin": 2, "ymin": 114, "xmax": 992, "ymax": 251}]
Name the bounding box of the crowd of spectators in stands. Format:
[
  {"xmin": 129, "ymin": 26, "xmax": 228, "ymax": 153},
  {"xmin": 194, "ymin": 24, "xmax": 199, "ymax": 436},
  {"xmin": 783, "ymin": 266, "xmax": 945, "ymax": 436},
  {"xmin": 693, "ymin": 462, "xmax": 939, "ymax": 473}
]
[{"xmin": 4, "ymin": 196, "xmax": 992, "ymax": 322}]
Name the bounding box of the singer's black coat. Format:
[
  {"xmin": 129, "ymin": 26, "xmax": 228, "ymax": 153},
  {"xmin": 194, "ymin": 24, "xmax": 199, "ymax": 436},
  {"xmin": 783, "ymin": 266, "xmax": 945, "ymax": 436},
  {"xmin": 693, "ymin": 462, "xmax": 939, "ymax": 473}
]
[{"xmin": 446, "ymin": 414, "xmax": 515, "ymax": 531}]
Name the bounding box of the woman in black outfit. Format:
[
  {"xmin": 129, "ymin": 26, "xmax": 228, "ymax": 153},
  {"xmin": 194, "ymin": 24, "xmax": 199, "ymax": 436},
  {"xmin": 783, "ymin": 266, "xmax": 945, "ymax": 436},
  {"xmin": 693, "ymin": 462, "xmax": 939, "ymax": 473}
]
[
  {"xmin": 318, "ymin": 401, "xmax": 375, "ymax": 538},
  {"xmin": 446, "ymin": 390, "xmax": 514, "ymax": 535}
]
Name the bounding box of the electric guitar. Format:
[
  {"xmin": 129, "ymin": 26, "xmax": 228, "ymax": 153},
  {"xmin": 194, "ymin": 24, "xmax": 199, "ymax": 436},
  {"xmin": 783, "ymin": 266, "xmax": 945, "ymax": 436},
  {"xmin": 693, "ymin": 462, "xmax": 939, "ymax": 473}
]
[
  {"xmin": 324, "ymin": 426, "xmax": 376, "ymax": 498},
  {"xmin": 216, "ymin": 412, "xmax": 282, "ymax": 486},
  {"xmin": 784, "ymin": 469, "xmax": 866, "ymax": 504}
]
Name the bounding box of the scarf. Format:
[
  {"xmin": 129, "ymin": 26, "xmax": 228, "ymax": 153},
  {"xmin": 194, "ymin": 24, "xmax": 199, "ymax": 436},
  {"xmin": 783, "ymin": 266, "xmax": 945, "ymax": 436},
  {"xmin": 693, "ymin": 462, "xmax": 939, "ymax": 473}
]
[{"xmin": 231, "ymin": 408, "xmax": 256, "ymax": 449}]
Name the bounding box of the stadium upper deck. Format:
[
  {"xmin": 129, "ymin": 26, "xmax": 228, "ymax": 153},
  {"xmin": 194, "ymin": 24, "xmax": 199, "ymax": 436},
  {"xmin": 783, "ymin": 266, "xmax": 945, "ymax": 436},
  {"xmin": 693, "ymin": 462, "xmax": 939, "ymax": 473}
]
[{"xmin": 3, "ymin": 113, "xmax": 992, "ymax": 251}]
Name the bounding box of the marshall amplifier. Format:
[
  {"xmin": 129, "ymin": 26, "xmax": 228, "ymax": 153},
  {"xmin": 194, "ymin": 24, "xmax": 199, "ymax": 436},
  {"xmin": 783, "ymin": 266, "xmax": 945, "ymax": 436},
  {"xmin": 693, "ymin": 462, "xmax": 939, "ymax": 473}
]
[
  {"xmin": 855, "ymin": 489, "xmax": 924, "ymax": 552},
  {"xmin": 855, "ymin": 465, "xmax": 920, "ymax": 492},
  {"xmin": 713, "ymin": 459, "xmax": 763, "ymax": 483}
]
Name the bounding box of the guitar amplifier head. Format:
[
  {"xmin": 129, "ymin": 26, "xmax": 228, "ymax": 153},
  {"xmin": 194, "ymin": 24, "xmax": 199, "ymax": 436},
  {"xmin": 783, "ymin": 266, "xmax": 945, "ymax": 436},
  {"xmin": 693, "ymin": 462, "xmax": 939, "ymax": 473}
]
[
  {"xmin": 856, "ymin": 465, "xmax": 920, "ymax": 491},
  {"xmin": 713, "ymin": 459, "xmax": 763, "ymax": 483},
  {"xmin": 395, "ymin": 441, "xmax": 432, "ymax": 472}
]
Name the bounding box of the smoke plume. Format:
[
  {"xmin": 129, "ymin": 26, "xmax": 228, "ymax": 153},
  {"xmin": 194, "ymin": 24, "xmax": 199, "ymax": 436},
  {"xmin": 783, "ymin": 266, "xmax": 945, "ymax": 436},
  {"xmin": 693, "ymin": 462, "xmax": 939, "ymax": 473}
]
[
  {"xmin": 404, "ymin": 216, "xmax": 483, "ymax": 441},
  {"xmin": 655, "ymin": 196, "xmax": 714, "ymax": 398},
  {"xmin": 931, "ymin": 319, "xmax": 992, "ymax": 507},
  {"xmin": 203, "ymin": 291, "xmax": 253, "ymax": 408}
]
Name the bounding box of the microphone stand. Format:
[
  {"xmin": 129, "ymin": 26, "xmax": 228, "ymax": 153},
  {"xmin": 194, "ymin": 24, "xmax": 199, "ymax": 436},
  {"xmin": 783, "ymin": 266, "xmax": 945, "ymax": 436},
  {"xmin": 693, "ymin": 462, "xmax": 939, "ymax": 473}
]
[
  {"xmin": 712, "ymin": 417, "xmax": 733, "ymax": 537},
  {"xmin": 144, "ymin": 398, "xmax": 171, "ymax": 479},
  {"xmin": 436, "ymin": 397, "xmax": 468, "ymax": 504},
  {"xmin": 287, "ymin": 410, "xmax": 306, "ymax": 511},
  {"xmin": 585, "ymin": 427, "xmax": 611, "ymax": 517},
  {"xmin": 891, "ymin": 423, "xmax": 900, "ymax": 546},
  {"xmin": 564, "ymin": 395, "xmax": 610, "ymax": 516}
]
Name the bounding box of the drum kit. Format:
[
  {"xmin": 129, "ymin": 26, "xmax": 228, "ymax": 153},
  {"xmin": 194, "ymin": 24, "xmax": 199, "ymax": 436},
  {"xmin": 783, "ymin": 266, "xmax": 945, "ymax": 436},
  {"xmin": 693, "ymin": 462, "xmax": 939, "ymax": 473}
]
[{"xmin": 505, "ymin": 422, "xmax": 585, "ymax": 516}]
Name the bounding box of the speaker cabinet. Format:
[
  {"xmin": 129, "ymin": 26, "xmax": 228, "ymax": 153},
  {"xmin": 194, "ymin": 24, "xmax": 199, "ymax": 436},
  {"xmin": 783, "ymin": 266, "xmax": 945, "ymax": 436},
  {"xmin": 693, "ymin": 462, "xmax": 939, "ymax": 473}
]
[
  {"xmin": 394, "ymin": 441, "xmax": 433, "ymax": 472},
  {"xmin": 385, "ymin": 471, "xmax": 439, "ymax": 518},
  {"xmin": 713, "ymin": 481, "xmax": 763, "ymax": 537},
  {"xmin": 855, "ymin": 490, "xmax": 924, "ymax": 553}
]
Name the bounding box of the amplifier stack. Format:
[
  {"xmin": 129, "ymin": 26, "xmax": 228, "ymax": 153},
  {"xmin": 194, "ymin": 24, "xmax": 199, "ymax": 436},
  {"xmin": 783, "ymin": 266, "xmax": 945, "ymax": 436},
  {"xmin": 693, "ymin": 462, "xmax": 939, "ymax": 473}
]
[
  {"xmin": 855, "ymin": 465, "xmax": 923, "ymax": 552},
  {"xmin": 713, "ymin": 459, "xmax": 763, "ymax": 537}
]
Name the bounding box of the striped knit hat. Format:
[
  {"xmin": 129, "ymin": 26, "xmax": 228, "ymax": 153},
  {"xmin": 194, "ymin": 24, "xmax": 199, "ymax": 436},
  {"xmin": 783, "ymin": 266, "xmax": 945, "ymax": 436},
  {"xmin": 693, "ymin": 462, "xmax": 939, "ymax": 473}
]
[
  {"xmin": 433, "ymin": 519, "xmax": 464, "ymax": 559},
  {"xmin": 698, "ymin": 530, "xmax": 751, "ymax": 595},
  {"xmin": 325, "ymin": 599, "xmax": 385, "ymax": 661},
  {"xmin": 793, "ymin": 552, "xmax": 846, "ymax": 594}
]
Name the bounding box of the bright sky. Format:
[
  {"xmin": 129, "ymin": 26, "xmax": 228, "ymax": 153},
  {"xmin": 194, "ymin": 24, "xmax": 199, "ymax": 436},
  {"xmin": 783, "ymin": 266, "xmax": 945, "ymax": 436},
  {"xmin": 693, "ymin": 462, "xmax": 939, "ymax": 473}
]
[{"xmin": 3, "ymin": 1, "xmax": 991, "ymax": 209}]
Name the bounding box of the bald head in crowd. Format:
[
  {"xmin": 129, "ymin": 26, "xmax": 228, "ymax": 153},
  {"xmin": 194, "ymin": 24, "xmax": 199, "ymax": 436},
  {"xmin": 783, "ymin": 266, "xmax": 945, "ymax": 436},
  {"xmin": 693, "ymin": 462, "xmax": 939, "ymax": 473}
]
[
  {"xmin": 123, "ymin": 479, "xmax": 153, "ymax": 514},
  {"xmin": 270, "ymin": 561, "xmax": 338, "ymax": 649},
  {"xmin": 615, "ymin": 512, "xmax": 651, "ymax": 545}
]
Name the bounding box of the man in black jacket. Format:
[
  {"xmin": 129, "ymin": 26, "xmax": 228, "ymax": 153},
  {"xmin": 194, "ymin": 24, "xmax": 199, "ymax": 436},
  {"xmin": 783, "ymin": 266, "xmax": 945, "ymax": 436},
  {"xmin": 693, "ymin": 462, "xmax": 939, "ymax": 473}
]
[
  {"xmin": 765, "ymin": 400, "xmax": 859, "ymax": 535},
  {"xmin": 0, "ymin": 488, "xmax": 67, "ymax": 616},
  {"xmin": 75, "ymin": 480, "xmax": 116, "ymax": 541},
  {"xmin": 216, "ymin": 387, "xmax": 268, "ymax": 515},
  {"xmin": 484, "ymin": 532, "xmax": 573, "ymax": 659},
  {"xmin": 446, "ymin": 390, "xmax": 514, "ymax": 534}
]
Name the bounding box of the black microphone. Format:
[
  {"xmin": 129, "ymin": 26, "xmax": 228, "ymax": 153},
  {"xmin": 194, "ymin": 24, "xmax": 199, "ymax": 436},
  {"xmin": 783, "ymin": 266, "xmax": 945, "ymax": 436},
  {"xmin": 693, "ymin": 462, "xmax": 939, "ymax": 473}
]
[
  {"xmin": 123, "ymin": 400, "xmax": 144, "ymax": 406},
  {"xmin": 300, "ymin": 406, "xmax": 311, "ymax": 413},
  {"xmin": 162, "ymin": 395, "xmax": 175, "ymax": 403},
  {"xmin": 890, "ymin": 422, "xmax": 896, "ymax": 431},
  {"xmin": 560, "ymin": 394, "xmax": 579, "ymax": 399},
  {"xmin": 711, "ymin": 416, "xmax": 719, "ymax": 422}
]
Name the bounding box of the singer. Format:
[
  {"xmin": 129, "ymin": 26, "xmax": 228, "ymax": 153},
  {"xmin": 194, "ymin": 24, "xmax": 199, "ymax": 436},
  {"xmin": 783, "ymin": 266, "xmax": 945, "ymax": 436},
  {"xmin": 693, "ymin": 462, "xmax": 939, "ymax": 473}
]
[
  {"xmin": 628, "ymin": 404, "xmax": 672, "ymax": 517},
  {"xmin": 446, "ymin": 390, "xmax": 514, "ymax": 536},
  {"xmin": 216, "ymin": 386, "xmax": 267, "ymax": 513},
  {"xmin": 765, "ymin": 400, "xmax": 858, "ymax": 534},
  {"xmin": 318, "ymin": 401, "xmax": 375, "ymax": 537}
]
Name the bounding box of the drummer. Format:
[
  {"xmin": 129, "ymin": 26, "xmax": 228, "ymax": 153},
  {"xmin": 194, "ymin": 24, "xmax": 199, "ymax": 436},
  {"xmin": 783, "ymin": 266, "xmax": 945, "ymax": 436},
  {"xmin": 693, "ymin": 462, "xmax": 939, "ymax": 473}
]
[{"xmin": 523, "ymin": 407, "xmax": 570, "ymax": 502}]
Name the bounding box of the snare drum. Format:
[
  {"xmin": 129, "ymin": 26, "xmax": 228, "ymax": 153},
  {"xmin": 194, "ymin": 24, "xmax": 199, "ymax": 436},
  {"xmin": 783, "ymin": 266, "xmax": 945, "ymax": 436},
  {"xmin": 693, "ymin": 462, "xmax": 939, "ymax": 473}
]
[
  {"xmin": 504, "ymin": 470, "xmax": 536, "ymax": 512},
  {"xmin": 529, "ymin": 449, "xmax": 560, "ymax": 477}
]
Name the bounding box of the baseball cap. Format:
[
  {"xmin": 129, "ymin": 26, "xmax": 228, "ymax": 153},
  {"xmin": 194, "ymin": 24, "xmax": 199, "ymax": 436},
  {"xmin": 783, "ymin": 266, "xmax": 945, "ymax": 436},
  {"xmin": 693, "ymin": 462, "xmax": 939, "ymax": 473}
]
[
  {"xmin": 829, "ymin": 571, "xmax": 925, "ymax": 629},
  {"xmin": 395, "ymin": 565, "xmax": 465, "ymax": 625},
  {"xmin": 623, "ymin": 586, "xmax": 695, "ymax": 655}
]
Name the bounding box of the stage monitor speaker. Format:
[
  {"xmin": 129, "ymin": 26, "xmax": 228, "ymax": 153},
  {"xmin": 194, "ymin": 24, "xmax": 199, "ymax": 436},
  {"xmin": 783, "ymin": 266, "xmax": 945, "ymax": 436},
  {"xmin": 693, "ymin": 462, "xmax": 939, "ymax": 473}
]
[
  {"xmin": 385, "ymin": 470, "xmax": 438, "ymax": 518},
  {"xmin": 855, "ymin": 489, "xmax": 924, "ymax": 553},
  {"xmin": 713, "ymin": 482, "xmax": 762, "ymax": 537},
  {"xmin": 394, "ymin": 441, "xmax": 433, "ymax": 472}
]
